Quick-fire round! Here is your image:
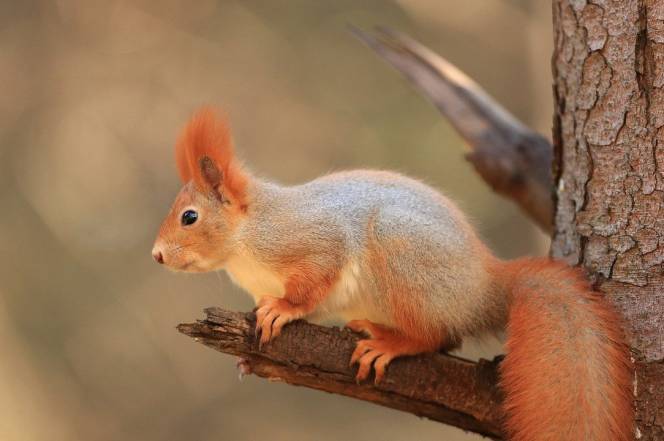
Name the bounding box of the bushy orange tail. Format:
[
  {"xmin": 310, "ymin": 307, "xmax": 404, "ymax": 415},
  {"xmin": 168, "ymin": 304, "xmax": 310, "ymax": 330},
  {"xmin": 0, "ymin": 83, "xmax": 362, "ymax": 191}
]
[{"xmin": 500, "ymin": 259, "xmax": 633, "ymax": 441}]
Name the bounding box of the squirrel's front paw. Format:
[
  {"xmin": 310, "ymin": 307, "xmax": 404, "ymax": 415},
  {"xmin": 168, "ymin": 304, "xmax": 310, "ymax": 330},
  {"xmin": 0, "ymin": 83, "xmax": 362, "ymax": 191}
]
[{"xmin": 254, "ymin": 296, "xmax": 303, "ymax": 347}]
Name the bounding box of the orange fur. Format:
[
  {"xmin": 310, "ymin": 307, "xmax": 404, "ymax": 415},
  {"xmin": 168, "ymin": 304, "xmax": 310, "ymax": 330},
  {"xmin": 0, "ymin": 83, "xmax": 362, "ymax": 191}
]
[
  {"xmin": 499, "ymin": 259, "xmax": 633, "ymax": 441},
  {"xmin": 364, "ymin": 213, "xmax": 451, "ymax": 349},
  {"xmin": 346, "ymin": 212, "xmax": 456, "ymax": 383},
  {"xmin": 255, "ymin": 255, "xmax": 342, "ymax": 345},
  {"xmin": 283, "ymin": 262, "xmax": 339, "ymax": 311},
  {"xmin": 175, "ymin": 107, "xmax": 248, "ymax": 207}
]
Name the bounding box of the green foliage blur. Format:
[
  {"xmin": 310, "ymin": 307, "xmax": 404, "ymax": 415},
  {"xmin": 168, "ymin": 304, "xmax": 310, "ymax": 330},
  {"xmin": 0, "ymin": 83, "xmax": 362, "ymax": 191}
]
[{"xmin": 0, "ymin": 1, "xmax": 551, "ymax": 440}]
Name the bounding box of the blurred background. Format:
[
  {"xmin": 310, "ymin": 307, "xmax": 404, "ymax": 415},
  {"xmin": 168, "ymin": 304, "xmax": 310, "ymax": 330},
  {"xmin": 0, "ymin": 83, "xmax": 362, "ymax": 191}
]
[{"xmin": 0, "ymin": 1, "xmax": 552, "ymax": 440}]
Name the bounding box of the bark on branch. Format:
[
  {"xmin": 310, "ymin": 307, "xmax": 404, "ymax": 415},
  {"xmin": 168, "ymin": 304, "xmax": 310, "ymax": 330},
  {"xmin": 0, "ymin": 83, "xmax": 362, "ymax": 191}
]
[
  {"xmin": 178, "ymin": 307, "xmax": 504, "ymax": 439},
  {"xmin": 350, "ymin": 27, "xmax": 554, "ymax": 232}
]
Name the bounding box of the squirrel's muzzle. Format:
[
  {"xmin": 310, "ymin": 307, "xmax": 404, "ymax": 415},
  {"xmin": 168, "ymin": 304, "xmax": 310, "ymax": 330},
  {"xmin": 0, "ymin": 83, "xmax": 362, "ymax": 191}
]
[{"xmin": 152, "ymin": 248, "xmax": 164, "ymax": 264}]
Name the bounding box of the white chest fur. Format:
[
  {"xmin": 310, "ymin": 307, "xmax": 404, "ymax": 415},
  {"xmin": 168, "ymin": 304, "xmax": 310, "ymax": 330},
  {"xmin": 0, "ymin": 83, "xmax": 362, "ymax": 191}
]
[
  {"xmin": 319, "ymin": 258, "xmax": 363, "ymax": 313},
  {"xmin": 319, "ymin": 258, "xmax": 392, "ymax": 326},
  {"xmin": 223, "ymin": 253, "xmax": 391, "ymax": 326},
  {"xmin": 223, "ymin": 250, "xmax": 286, "ymax": 303}
]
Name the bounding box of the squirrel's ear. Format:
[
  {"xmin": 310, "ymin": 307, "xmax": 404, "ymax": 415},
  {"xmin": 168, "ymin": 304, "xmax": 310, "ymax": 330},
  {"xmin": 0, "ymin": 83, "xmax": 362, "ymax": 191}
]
[
  {"xmin": 175, "ymin": 108, "xmax": 248, "ymax": 206},
  {"xmin": 199, "ymin": 156, "xmax": 223, "ymax": 190}
]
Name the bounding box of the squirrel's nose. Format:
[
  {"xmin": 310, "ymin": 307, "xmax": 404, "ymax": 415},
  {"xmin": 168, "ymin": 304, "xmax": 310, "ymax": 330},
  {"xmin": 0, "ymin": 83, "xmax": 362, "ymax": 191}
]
[{"xmin": 152, "ymin": 248, "xmax": 164, "ymax": 264}]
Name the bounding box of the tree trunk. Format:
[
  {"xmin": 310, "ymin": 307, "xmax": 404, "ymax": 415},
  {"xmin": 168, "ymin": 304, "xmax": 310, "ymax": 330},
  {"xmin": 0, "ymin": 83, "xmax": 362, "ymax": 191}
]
[{"xmin": 552, "ymin": 1, "xmax": 664, "ymax": 439}]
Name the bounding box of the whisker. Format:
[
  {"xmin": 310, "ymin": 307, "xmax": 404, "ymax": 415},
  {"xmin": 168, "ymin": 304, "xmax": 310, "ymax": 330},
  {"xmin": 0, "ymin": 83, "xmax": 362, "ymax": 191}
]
[{"xmin": 214, "ymin": 271, "xmax": 225, "ymax": 297}]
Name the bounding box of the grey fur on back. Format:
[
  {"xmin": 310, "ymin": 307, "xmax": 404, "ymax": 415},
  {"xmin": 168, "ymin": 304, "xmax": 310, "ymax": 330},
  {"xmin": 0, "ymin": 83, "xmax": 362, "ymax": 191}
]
[{"xmin": 234, "ymin": 170, "xmax": 507, "ymax": 339}]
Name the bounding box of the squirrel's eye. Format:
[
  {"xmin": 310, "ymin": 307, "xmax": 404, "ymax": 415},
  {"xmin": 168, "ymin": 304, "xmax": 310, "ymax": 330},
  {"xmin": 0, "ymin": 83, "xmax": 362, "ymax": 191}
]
[{"xmin": 181, "ymin": 210, "xmax": 198, "ymax": 226}]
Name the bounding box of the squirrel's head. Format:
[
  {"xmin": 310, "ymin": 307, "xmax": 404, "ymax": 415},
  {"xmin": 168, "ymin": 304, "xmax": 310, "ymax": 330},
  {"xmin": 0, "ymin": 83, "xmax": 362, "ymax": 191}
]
[{"xmin": 152, "ymin": 108, "xmax": 249, "ymax": 272}]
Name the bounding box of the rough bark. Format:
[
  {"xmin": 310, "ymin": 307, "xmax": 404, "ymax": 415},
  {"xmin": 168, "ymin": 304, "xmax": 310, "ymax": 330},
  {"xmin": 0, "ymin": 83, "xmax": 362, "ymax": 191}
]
[
  {"xmin": 351, "ymin": 27, "xmax": 554, "ymax": 232},
  {"xmin": 178, "ymin": 308, "xmax": 505, "ymax": 439},
  {"xmin": 551, "ymin": 1, "xmax": 664, "ymax": 439}
]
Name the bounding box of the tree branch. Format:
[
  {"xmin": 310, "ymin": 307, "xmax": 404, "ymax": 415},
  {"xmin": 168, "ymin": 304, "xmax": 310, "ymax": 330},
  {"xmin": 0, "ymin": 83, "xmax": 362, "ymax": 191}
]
[
  {"xmin": 350, "ymin": 27, "xmax": 554, "ymax": 233},
  {"xmin": 178, "ymin": 307, "xmax": 504, "ymax": 439}
]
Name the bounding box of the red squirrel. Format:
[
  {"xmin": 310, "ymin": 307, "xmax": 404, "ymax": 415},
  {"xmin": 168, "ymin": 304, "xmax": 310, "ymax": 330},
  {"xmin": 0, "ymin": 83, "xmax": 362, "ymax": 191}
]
[{"xmin": 153, "ymin": 108, "xmax": 633, "ymax": 441}]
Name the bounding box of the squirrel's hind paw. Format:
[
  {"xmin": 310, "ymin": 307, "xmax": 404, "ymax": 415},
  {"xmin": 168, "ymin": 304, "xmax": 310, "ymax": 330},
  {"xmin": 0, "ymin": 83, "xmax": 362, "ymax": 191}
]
[
  {"xmin": 351, "ymin": 339, "xmax": 397, "ymax": 384},
  {"xmin": 347, "ymin": 321, "xmax": 433, "ymax": 385}
]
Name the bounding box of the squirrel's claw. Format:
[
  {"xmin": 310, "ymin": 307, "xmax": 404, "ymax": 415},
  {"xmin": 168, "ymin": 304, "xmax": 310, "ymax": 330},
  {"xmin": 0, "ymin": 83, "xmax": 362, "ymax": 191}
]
[
  {"xmin": 348, "ymin": 320, "xmax": 432, "ymax": 384},
  {"xmin": 235, "ymin": 357, "xmax": 252, "ymax": 381},
  {"xmin": 254, "ymin": 296, "xmax": 302, "ymax": 348},
  {"xmin": 351, "ymin": 339, "xmax": 394, "ymax": 384},
  {"xmin": 348, "ymin": 320, "xmax": 398, "ymax": 383}
]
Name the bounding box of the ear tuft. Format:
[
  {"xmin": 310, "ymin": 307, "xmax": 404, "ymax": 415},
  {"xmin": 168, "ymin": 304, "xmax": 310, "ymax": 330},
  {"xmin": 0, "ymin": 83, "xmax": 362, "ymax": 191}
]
[{"xmin": 175, "ymin": 107, "xmax": 248, "ymax": 205}]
